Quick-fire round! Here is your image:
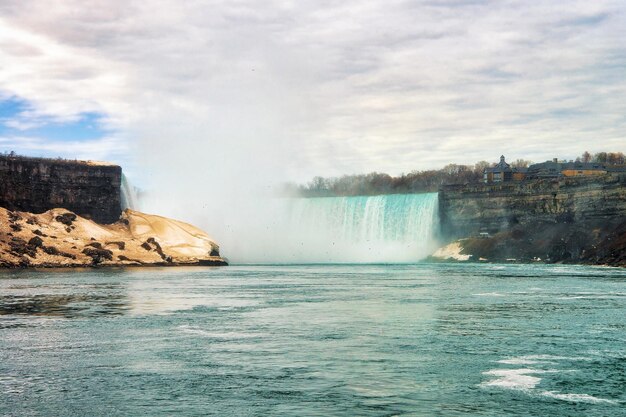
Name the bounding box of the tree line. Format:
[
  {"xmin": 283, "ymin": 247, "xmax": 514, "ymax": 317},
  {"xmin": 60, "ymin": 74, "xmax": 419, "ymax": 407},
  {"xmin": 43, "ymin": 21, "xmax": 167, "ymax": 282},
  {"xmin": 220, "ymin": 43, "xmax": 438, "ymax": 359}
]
[
  {"xmin": 577, "ymin": 151, "xmax": 625, "ymax": 164},
  {"xmin": 291, "ymin": 151, "xmax": 625, "ymax": 197}
]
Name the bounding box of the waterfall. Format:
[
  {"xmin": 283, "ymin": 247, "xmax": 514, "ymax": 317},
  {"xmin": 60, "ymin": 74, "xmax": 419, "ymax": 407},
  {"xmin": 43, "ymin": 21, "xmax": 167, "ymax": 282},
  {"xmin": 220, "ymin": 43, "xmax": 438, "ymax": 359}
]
[
  {"xmin": 120, "ymin": 174, "xmax": 140, "ymax": 211},
  {"xmin": 274, "ymin": 193, "xmax": 439, "ymax": 263}
]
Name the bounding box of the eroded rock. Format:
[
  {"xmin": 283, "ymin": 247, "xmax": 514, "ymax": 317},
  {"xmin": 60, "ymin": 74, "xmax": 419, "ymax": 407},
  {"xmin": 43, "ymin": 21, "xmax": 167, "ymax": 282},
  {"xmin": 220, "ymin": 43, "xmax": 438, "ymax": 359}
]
[
  {"xmin": 82, "ymin": 247, "xmax": 113, "ymax": 264},
  {"xmin": 0, "ymin": 207, "xmax": 227, "ymax": 268},
  {"xmin": 55, "ymin": 213, "xmax": 77, "ymax": 226}
]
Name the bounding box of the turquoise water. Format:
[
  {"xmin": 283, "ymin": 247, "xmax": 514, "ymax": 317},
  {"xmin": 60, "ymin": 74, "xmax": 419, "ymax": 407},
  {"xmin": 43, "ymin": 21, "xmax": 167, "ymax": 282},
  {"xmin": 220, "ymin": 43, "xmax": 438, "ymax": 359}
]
[
  {"xmin": 281, "ymin": 194, "xmax": 439, "ymax": 263},
  {"xmin": 1, "ymin": 264, "xmax": 625, "ymax": 416}
]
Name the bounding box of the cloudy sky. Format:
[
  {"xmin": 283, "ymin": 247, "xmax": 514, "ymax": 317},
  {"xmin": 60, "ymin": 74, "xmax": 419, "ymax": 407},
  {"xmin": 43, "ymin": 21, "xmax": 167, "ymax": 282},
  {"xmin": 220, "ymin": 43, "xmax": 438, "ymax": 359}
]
[{"xmin": 1, "ymin": 0, "xmax": 625, "ymax": 186}]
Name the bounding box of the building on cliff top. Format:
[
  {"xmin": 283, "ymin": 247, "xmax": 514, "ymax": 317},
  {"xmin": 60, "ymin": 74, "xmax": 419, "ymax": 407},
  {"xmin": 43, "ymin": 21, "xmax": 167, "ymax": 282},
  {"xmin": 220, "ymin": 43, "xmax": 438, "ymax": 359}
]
[
  {"xmin": 483, "ymin": 156, "xmax": 527, "ymax": 183},
  {"xmin": 483, "ymin": 155, "xmax": 626, "ymax": 183},
  {"xmin": 526, "ymin": 159, "xmax": 608, "ymax": 179}
]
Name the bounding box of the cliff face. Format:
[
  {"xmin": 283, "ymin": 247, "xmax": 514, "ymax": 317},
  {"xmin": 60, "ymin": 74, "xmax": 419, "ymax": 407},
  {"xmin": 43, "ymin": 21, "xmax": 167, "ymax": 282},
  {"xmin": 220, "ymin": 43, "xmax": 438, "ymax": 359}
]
[
  {"xmin": 437, "ymin": 175, "xmax": 626, "ymax": 266},
  {"xmin": 0, "ymin": 156, "xmax": 122, "ymax": 224},
  {"xmin": 439, "ymin": 175, "xmax": 626, "ymax": 238}
]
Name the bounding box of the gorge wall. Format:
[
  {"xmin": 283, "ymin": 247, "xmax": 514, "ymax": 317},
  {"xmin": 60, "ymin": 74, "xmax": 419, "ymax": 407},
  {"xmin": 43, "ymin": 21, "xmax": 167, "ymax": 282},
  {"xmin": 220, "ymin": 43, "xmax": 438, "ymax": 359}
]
[
  {"xmin": 438, "ymin": 174, "xmax": 626, "ymax": 266},
  {"xmin": 0, "ymin": 155, "xmax": 122, "ymax": 224}
]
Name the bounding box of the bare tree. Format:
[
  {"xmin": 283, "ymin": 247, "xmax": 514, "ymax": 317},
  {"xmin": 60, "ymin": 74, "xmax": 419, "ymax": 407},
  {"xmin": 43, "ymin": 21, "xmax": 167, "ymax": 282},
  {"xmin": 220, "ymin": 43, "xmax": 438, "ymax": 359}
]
[
  {"xmin": 607, "ymin": 152, "xmax": 625, "ymax": 165},
  {"xmin": 511, "ymin": 159, "xmax": 531, "ymax": 168},
  {"xmin": 473, "ymin": 161, "xmax": 491, "ymax": 174},
  {"xmin": 593, "ymin": 152, "xmax": 608, "ymax": 163},
  {"xmin": 581, "ymin": 151, "xmax": 591, "ymax": 163}
]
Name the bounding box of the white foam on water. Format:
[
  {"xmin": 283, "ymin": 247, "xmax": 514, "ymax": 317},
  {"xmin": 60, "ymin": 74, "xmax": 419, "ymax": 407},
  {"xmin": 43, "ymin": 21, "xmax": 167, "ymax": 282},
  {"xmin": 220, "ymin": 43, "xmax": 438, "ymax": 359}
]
[
  {"xmin": 496, "ymin": 354, "xmax": 591, "ymax": 365},
  {"xmin": 482, "ymin": 354, "xmax": 610, "ymax": 403},
  {"xmin": 521, "ymin": 354, "xmax": 592, "ymax": 362},
  {"xmin": 541, "ymin": 391, "xmax": 618, "ymax": 405},
  {"xmin": 497, "ymin": 358, "xmax": 547, "ymax": 365},
  {"xmin": 473, "ymin": 292, "xmax": 506, "ymax": 297},
  {"xmin": 556, "ymin": 293, "xmax": 626, "ymax": 300},
  {"xmin": 178, "ymin": 325, "xmax": 261, "ymax": 339},
  {"xmin": 480, "ymin": 368, "xmax": 555, "ymax": 390}
]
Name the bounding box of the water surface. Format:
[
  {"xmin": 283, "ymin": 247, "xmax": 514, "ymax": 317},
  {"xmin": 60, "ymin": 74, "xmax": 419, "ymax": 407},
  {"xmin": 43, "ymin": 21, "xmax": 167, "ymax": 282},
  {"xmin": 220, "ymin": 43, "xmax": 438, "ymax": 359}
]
[{"xmin": 1, "ymin": 264, "xmax": 625, "ymax": 416}]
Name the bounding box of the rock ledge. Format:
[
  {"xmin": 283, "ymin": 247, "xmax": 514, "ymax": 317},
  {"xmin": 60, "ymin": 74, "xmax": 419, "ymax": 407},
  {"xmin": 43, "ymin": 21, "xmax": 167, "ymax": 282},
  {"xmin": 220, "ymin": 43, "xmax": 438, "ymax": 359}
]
[{"xmin": 0, "ymin": 207, "xmax": 227, "ymax": 268}]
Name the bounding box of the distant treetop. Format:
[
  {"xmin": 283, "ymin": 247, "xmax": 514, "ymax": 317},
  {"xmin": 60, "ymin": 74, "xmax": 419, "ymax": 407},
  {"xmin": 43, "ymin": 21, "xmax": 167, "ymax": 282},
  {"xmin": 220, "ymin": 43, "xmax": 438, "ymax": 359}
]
[{"xmin": 294, "ymin": 150, "xmax": 625, "ymax": 197}]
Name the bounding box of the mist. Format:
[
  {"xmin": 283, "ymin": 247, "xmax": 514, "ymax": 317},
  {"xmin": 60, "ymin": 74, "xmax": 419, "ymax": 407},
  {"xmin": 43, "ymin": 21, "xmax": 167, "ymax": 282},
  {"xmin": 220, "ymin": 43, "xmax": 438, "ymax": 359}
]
[
  {"xmin": 134, "ymin": 95, "xmax": 304, "ymax": 263},
  {"xmin": 130, "ymin": 88, "xmax": 441, "ymax": 263}
]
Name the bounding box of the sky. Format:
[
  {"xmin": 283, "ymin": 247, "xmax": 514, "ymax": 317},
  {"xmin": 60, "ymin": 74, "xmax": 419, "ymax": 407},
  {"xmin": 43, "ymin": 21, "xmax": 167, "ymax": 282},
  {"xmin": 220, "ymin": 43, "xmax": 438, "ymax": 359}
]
[{"xmin": 1, "ymin": 0, "xmax": 625, "ymax": 187}]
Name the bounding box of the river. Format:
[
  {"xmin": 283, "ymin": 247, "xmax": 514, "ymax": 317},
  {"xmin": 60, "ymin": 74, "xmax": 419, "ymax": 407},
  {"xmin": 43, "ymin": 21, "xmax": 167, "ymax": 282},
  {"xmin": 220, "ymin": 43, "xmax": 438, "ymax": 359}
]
[{"xmin": 1, "ymin": 263, "xmax": 624, "ymax": 416}]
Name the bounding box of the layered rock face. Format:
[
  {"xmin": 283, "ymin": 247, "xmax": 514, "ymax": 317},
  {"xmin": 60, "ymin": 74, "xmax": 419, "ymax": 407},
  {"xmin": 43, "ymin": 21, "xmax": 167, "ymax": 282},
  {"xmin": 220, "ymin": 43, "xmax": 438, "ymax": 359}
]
[
  {"xmin": 437, "ymin": 175, "xmax": 626, "ymax": 266},
  {"xmin": 0, "ymin": 207, "xmax": 227, "ymax": 268},
  {"xmin": 0, "ymin": 156, "xmax": 122, "ymax": 224},
  {"xmin": 439, "ymin": 174, "xmax": 626, "ymax": 238}
]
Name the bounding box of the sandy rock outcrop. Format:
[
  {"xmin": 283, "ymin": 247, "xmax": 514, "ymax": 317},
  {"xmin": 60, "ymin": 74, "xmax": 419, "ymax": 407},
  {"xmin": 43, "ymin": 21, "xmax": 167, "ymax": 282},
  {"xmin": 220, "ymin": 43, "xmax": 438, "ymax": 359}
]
[
  {"xmin": 0, "ymin": 207, "xmax": 227, "ymax": 268},
  {"xmin": 430, "ymin": 241, "xmax": 471, "ymax": 262}
]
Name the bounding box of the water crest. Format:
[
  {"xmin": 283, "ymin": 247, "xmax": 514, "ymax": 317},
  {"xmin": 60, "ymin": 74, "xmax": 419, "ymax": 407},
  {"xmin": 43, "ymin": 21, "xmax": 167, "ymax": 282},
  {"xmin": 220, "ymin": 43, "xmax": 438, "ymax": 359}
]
[
  {"xmin": 284, "ymin": 193, "xmax": 439, "ymax": 263},
  {"xmin": 120, "ymin": 174, "xmax": 140, "ymax": 211}
]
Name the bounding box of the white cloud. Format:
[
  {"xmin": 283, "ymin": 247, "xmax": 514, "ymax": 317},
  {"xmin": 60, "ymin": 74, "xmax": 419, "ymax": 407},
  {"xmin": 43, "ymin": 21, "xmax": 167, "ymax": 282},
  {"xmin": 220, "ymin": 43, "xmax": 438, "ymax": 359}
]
[
  {"xmin": 0, "ymin": 0, "xmax": 625, "ymax": 178},
  {"xmin": 0, "ymin": 14, "xmax": 132, "ymax": 129}
]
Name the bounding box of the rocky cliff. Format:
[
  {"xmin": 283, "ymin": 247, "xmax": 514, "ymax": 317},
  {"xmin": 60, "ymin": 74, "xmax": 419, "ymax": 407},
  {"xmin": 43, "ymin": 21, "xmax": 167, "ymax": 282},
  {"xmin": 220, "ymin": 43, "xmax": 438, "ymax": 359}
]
[
  {"xmin": 436, "ymin": 174, "xmax": 626, "ymax": 266},
  {"xmin": 0, "ymin": 207, "xmax": 227, "ymax": 268},
  {"xmin": 0, "ymin": 155, "xmax": 122, "ymax": 224}
]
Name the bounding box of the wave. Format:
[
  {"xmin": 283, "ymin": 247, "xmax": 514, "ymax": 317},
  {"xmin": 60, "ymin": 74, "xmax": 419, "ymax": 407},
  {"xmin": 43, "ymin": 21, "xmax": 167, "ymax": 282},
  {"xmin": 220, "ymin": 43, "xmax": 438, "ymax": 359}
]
[
  {"xmin": 540, "ymin": 391, "xmax": 618, "ymax": 405},
  {"xmin": 481, "ymin": 354, "xmax": 619, "ymax": 405},
  {"xmin": 480, "ymin": 368, "xmax": 556, "ymax": 390}
]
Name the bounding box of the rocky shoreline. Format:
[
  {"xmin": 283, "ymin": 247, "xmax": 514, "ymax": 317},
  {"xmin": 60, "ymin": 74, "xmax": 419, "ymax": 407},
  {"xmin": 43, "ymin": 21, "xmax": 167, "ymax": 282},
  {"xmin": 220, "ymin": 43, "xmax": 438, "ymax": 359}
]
[
  {"xmin": 429, "ymin": 220, "xmax": 626, "ymax": 268},
  {"xmin": 0, "ymin": 207, "xmax": 227, "ymax": 268}
]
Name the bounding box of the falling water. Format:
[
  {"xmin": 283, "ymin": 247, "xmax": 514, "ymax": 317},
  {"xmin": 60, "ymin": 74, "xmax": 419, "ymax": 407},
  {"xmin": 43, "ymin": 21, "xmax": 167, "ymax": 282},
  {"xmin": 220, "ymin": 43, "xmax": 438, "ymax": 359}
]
[
  {"xmin": 120, "ymin": 174, "xmax": 140, "ymax": 211},
  {"xmin": 273, "ymin": 193, "xmax": 439, "ymax": 263}
]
